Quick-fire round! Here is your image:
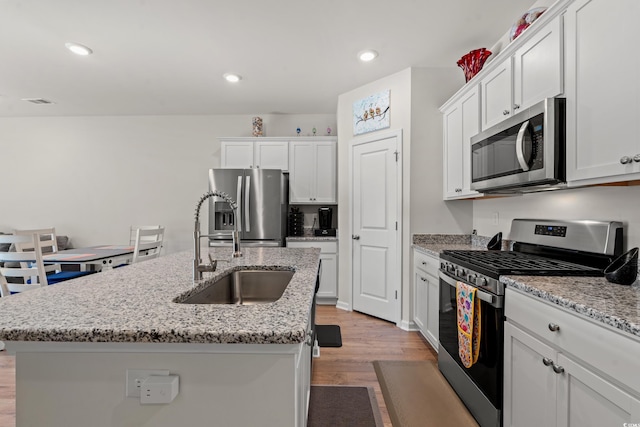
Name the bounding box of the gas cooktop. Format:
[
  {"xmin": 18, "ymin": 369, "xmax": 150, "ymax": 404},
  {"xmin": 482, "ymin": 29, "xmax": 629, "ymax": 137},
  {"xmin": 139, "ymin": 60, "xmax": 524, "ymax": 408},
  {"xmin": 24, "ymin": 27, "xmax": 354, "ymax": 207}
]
[{"xmin": 440, "ymin": 250, "xmax": 603, "ymax": 277}]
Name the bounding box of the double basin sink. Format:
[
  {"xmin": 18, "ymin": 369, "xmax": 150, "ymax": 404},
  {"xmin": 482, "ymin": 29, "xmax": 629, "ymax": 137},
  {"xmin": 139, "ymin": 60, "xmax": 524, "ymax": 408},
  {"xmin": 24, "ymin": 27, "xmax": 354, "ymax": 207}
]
[{"xmin": 178, "ymin": 268, "xmax": 294, "ymax": 305}]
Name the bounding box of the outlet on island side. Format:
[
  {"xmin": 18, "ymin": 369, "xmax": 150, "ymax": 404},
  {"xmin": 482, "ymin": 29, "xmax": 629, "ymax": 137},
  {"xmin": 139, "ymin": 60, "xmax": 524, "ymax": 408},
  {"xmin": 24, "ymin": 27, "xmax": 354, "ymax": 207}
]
[{"xmin": 126, "ymin": 369, "xmax": 170, "ymax": 398}]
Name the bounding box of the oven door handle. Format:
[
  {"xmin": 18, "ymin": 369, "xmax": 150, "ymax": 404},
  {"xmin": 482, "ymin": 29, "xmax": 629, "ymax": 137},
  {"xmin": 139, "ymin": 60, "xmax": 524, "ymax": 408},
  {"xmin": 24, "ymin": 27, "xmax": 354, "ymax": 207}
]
[{"xmin": 439, "ymin": 271, "xmax": 503, "ymax": 308}]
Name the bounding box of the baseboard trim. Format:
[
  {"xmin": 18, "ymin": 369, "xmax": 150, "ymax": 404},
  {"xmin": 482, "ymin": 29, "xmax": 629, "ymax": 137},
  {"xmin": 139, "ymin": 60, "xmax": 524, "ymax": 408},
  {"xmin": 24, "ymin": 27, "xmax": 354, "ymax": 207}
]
[
  {"xmin": 336, "ymin": 300, "xmax": 351, "ymax": 311},
  {"xmin": 399, "ymin": 320, "xmax": 417, "ymax": 331}
]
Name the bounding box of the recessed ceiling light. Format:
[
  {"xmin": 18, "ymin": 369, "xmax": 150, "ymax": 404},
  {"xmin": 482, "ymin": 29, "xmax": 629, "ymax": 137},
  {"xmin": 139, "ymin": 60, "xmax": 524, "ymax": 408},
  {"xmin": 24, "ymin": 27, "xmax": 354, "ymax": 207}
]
[
  {"xmin": 65, "ymin": 42, "xmax": 93, "ymax": 56},
  {"xmin": 358, "ymin": 50, "xmax": 378, "ymax": 62},
  {"xmin": 223, "ymin": 73, "xmax": 242, "ymax": 83}
]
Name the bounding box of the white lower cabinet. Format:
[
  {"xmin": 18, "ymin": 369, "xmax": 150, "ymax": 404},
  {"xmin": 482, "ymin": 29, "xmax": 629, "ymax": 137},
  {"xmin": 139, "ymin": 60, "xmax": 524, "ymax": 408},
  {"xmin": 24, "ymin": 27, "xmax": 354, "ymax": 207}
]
[
  {"xmin": 504, "ymin": 288, "xmax": 640, "ymax": 427},
  {"xmin": 287, "ymin": 240, "xmax": 337, "ymax": 304},
  {"xmin": 412, "ymin": 249, "xmax": 439, "ymax": 350}
]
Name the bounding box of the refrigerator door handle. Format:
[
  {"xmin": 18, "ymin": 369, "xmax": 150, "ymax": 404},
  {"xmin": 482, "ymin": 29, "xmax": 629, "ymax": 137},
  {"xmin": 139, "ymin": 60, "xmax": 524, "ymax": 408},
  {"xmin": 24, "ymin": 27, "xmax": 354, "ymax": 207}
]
[
  {"xmin": 236, "ymin": 176, "xmax": 243, "ymax": 232},
  {"xmin": 245, "ymin": 176, "xmax": 251, "ymax": 232}
]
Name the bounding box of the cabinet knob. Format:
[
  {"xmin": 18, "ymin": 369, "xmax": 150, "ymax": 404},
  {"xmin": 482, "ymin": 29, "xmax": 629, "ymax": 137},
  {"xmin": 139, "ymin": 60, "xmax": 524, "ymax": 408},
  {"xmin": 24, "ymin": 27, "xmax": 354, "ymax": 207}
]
[
  {"xmin": 352, "ymin": 235, "xmax": 360, "ymax": 240},
  {"xmin": 421, "ymin": 277, "xmax": 427, "ymax": 282},
  {"xmin": 542, "ymin": 357, "xmax": 553, "ymax": 366},
  {"xmin": 620, "ymin": 156, "xmax": 632, "ymax": 164},
  {"xmin": 548, "ymin": 323, "xmax": 560, "ymax": 332},
  {"xmin": 634, "ymin": 154, "xmax": 640, "ymax": 162},
  {"xmin": 514, "ymin": 104, "xmax": 520, "ymax": 110},
  {"xmin": 421, "ymin": 261, "xmax": 427, "ymax": 265},
  {"xmin": 552, "ymin": 364, "xmax": 565, "ymax": 374},
  {"xmin": 503, "ymin": 110, "xmax": 510, "ymax": 116}
]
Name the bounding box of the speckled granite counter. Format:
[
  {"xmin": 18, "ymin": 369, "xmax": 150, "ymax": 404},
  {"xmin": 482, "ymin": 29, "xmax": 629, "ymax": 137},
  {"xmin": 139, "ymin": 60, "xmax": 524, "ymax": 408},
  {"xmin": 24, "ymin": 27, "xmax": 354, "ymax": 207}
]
[
  {"xmin": 411, "ymin": 233, "xmax": 507, "ymax": 257},
  {"xmin": 0, "ymin": 247, "xmax": 320, "ymax": 344},
  {"xmin": 286, "ymin": 236, "xmax": 337, "ymax": 242},
  {"xmin": 502, "ymin": 275, "xmax": 640, "ymax": 339}
]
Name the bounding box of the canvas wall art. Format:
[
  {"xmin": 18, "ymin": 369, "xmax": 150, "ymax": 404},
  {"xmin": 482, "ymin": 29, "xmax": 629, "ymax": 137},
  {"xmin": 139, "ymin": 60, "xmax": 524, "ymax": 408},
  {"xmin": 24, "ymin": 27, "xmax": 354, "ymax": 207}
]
[{"xmin": 353, "ymin": 90, "xmax": 390, "ymax": 135}]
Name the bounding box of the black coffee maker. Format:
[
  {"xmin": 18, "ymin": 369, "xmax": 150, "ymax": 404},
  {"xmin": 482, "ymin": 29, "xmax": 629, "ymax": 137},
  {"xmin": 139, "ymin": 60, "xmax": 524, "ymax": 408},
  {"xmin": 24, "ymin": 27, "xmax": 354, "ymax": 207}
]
[{"xmin": 315, "ymin": 207, "xmax": 336, "ymax": 236}]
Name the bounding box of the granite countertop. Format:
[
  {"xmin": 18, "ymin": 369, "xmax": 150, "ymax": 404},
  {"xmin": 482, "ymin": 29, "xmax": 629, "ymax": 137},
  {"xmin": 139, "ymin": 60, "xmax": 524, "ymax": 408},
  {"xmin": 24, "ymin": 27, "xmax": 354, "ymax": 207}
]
[
  {"xmin": 502, "ymin": 275, "xmax": 640, "ymax": 338},
  {"xmin": 411, "ymin": 233, "xmax": 506, "ymax": 257},
  {"xmin": 411, "ymin": 233, "xmax": 640, "ymax": 339},
  {"xmin": 286, "ymin": 236, "xmax": 338, "ymax": 242},
  {"xmin": 0, "ymin": 247, "xmax": 320, "ymax": 345}
]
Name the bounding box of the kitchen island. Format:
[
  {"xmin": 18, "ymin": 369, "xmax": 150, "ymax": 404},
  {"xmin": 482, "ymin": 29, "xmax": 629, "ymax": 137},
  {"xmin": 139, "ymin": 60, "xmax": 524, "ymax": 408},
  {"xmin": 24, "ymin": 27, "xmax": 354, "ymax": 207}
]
[{"xmin": 0, "ymin": 247, "xmax": 320, "ymax": 427}]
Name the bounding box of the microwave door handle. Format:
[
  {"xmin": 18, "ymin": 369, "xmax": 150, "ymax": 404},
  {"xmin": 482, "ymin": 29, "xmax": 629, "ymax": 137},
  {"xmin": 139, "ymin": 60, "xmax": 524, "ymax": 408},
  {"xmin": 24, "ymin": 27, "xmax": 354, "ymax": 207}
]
[
  {"xmin": 236, "ymin": 176, "xmax": 243, "ymax": 232},
  {"xmin": 244, "ymin": 176, "xmax": 251, "ymax": 232},
  {"xmin": 516, "ymin": 120, "xmax": 531, "ymax": 172}
]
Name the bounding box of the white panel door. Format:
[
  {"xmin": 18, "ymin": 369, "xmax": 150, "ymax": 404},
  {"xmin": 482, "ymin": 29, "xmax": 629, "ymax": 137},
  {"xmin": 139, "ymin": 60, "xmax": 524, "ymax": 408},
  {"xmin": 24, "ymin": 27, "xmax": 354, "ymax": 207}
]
[
  {"xmin": 351, "ymin": 131, "xmax": 400, "ymax": 323},
  {"xmin": 481, "ymin": 58, "xmax": 512, "ymax": 130}
]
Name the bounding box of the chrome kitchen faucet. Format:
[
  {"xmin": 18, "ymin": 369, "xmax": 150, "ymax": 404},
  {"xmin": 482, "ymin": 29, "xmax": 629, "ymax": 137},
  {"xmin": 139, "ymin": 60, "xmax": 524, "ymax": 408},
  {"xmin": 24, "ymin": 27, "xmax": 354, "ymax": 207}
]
[{"xmin": 193, "ymin": 191, "xmax": 242, "ymax": 282}]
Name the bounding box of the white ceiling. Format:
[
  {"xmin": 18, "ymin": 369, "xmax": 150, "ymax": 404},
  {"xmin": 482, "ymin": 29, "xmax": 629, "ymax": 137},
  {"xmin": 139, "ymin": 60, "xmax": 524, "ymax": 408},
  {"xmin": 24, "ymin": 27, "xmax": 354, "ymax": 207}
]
[{"xmin": 0, "ymin": 0, "xmax": 535, "ymax": 117}]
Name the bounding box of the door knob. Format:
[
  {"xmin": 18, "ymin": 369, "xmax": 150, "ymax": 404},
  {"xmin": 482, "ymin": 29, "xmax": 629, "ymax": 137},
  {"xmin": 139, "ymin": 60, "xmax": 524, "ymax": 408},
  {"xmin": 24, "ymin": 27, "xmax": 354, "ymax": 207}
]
[
  {"xmin": 514, "ymin": 104, "xmax": 520, "ymax": 110},
  {"xmin": 548, "ymin": 323, "xmax": 560, "ymax": 332},
  {"xmin": 620, "ymin": 156, "xmax": 632, "ymax": 164},
  {"xmin": 503, "ymin": 110, "xmax": 510, "ymax": 115},
  {"xmin": 352, "ymin": 235, "xmax": 360, "ymax": 240},
  {"xmin": 634, "ymin": 154, "xmax": 640, "ymax": 162}
]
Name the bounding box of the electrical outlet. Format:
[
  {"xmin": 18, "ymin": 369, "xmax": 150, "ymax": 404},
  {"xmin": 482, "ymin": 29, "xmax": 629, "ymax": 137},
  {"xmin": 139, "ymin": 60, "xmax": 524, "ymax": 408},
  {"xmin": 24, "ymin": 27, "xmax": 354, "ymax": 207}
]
[
  {"xmin": 126, "ymin": 369, "xmax": 170, "ymax": 397},
  {"xmin": 492, "ymin": 212, "xmax": 500, "ymax": 225}
]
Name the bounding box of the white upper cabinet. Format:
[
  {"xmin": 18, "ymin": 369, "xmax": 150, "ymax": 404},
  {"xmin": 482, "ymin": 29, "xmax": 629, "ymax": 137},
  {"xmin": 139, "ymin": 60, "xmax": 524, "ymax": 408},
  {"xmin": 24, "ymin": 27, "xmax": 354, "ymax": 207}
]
[
  {"xmin": 565, "ymin": 0, "xmax": 640, "ymax": 186},
  {"xmin": 481, "ymin": 15, "xmax": 563, "ymax": 131},
  {"xmin": 442, "ymin": 85, "xmax": 482, "ymax": 200},
  {"xmin": 481, "ymin": 58, "xmax": 513, "ymax": 130},
  {"xmin": 513, "ymin": 16, "xmax": 563, "ymax": 113},
  {"xmin": 220, "ymin": 139, "xmax": 289, "ymax": 171},
  {"xmin": 288, "ymin": 139, "xmax": 337, "ymax": 204}
]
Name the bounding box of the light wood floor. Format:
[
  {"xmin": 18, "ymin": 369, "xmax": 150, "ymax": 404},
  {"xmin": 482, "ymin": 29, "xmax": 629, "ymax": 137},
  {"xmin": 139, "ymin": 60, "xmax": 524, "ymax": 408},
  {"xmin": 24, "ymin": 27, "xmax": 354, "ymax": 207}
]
[{"xmin": 0, "ymin": 305, "xmax": 436, "ymax": 427}]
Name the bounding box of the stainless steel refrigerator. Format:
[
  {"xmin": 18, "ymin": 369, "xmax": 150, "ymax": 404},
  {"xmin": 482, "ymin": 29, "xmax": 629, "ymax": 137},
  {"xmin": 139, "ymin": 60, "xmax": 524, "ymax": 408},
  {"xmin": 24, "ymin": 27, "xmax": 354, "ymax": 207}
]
[{"xmin": 208, "ymin": 168, "xmax": 288, "ymax": 247}]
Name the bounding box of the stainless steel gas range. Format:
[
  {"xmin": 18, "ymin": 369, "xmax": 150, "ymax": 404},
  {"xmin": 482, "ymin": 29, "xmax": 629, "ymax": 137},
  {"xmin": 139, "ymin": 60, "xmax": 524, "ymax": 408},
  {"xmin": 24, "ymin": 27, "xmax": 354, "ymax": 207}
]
[{"xmin": 437, "ymin": 218, "xmax": 623, "ymax": 427}]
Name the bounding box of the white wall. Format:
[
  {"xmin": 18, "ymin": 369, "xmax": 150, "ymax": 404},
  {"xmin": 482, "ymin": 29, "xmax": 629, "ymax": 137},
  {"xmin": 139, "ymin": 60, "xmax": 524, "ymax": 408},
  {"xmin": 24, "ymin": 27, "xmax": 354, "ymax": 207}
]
[
  {"xmin": 336, "ymin": 67, "xmax": 471, "ymax": 324},
  {"xmin": 0, "ymin": 113, "xmax": 335, "ymax": 253},
  {"xmin": 473, "ymin": 185, "xmax": 640, "ymax": 250}
]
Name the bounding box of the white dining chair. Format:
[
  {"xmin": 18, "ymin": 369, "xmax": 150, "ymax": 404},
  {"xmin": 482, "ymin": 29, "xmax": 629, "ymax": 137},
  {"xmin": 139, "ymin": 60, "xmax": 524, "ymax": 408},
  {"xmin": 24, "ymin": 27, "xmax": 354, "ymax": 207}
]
[
  {"xmin": 131, "ymin": 226, "xmax": 165, "ymax": 263},
  {"xmin": 0, "ymin": 233, "xmax": 49, "ymax": 297},
  {"xmin": 13, "ymin": 227, "xmax": 94, "ymax": 284}
]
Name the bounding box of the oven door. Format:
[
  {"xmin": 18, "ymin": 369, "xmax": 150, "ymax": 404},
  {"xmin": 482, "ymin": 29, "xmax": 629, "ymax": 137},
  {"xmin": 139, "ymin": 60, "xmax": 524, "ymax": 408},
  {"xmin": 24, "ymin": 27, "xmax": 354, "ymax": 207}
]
[{"xmin": 438, "ymin": 270, "xmax": 504, "ymax": 426}]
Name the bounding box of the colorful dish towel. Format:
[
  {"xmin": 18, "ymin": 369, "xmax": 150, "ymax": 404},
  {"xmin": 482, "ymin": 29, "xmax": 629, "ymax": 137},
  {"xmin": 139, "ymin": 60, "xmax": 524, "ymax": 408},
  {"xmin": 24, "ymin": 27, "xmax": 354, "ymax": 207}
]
[{"xmin": 457, "ymin": 281, "xmax": 482, "ymax": 368}]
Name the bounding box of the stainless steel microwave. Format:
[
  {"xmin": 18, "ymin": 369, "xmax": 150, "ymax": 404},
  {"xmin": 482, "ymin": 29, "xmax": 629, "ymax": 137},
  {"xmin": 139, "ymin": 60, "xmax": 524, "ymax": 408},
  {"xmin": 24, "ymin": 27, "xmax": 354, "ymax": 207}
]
[{"xmin": 470, "ymin": 97, "xmax": 565, "ymax": 193}]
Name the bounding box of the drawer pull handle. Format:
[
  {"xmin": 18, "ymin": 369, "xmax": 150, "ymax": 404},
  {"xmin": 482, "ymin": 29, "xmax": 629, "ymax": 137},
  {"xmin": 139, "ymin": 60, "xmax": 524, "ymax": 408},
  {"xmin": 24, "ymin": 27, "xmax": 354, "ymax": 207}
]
[
  {"xmin": 542, "ymin": 357, "xmax": 553, "ymax": 366},
  {"xmin": 548, "ymin": 323, "xmax": 560, "ymax": 332},
  {"xmin": 552, "ymin": 364, "xmax": 565, "ymax": 374}
]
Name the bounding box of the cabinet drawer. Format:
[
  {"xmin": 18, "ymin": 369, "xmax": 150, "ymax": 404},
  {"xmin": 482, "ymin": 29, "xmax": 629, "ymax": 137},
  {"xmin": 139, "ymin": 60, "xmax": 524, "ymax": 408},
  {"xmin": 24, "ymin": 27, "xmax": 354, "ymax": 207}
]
[
  {"xmin": 413, "ymin": 249, "xmax": 439, "ymax": 277},
  {"xmin": 506, "ymin": 288, "xmax": 640, "ymax": 395},
  {"xmin": 287, "ymin": 240, "xmax": 337, "ymax": 254}
]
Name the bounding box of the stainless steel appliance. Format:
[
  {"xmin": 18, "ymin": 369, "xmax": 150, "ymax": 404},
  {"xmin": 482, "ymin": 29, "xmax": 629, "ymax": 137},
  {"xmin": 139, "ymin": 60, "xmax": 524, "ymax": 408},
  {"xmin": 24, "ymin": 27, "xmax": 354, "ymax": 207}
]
[
  {"xmin": 208, "ymin": 168, "xmax": 288, "ymax": 247},
  {"xmin": 470, "ymin": 98, "xmax": 565, "ymax": 193},
  {"xmin": 438, "ymin": 219, "xmax": 623, "ymax": 427}
]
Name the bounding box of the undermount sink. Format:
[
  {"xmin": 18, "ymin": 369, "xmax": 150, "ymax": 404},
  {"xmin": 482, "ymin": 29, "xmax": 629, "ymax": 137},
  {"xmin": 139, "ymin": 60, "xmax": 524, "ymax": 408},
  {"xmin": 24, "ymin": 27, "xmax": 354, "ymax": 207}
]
[{"xmin": 178, "ymin": 269, "xmax": 294, "ymax": 305}]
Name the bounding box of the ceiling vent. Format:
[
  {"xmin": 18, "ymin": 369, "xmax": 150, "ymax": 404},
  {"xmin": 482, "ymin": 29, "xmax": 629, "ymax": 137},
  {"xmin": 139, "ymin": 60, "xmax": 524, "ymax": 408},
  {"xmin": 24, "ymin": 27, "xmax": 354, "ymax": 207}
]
[{"xmin": 22, "ymin": 98, "xmax": 55, "ymax": 105}]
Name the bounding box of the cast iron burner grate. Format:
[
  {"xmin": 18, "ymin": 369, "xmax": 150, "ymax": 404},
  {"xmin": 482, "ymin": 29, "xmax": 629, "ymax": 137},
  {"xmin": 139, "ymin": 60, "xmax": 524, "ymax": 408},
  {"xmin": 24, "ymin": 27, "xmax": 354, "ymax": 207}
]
[{"xmin": 441, "ymin": 250, "xmax": 604, "ymax": 276}]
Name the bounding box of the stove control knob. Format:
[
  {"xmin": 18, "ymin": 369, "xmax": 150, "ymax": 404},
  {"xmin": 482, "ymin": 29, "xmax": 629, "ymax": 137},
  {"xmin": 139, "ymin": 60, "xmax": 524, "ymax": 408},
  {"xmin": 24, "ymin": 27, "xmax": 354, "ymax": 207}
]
[
  {"xmin": 467, "ymin": 274, "xmax": 477, "ymax": 283},
  {"xmin": 455, "ymin": 268, "xmax": 465, "ymax": 277},
  {"xmin": 447, "ymin": 264, "xmax": 455, "ymax": 274},
  {"xmin": 440, "ymin": 262, "xmax": 446, "ymax": 270},
  {"xmin": 475, "ymin": 277, "xmax": 488, "ymax": 287}
]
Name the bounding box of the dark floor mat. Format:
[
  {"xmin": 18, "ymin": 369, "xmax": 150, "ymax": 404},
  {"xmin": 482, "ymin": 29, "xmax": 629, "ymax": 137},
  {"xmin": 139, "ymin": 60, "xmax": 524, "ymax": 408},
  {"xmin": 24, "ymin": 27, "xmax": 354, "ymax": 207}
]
[{"xmin": 316, "ymin": 324, "xmax": 342, "ymax": 347}]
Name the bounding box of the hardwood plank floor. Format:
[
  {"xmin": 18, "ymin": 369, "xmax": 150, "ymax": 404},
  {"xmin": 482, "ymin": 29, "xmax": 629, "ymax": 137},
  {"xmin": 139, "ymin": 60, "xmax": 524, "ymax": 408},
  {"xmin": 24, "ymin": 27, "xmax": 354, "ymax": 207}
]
[
  {"xmin": 312, "ymin": 305, "xmax": 437, "ymax": 426},
  {"xmin": 0, "ymin": 305, "xmax": 436, "ymax": 427}
]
